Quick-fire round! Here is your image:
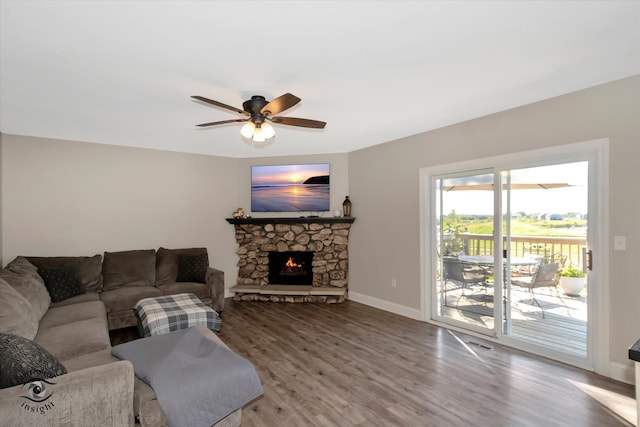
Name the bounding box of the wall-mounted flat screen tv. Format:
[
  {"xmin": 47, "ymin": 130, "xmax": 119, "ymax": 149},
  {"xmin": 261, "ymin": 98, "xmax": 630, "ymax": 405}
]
[{"xmin": 251, "ymin": 163, "xmax": 330, "ymax": 212}]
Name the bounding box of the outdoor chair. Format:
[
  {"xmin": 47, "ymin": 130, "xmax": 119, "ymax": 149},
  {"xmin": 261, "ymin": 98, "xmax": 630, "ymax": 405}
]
[
  {"xmin": 512, "ymin": 252, "xmax": 544, "ymax": 276},
  {"xmin": 544, "ymin": 253, "xmax": 568, "ymax": 269},
  {"xmin": 442, "ymin": 257, "xmax": 490, "ymax": 306},
  {"xmin": 511, "ymin": 262, "xmax": 560, "ymax": 318}
]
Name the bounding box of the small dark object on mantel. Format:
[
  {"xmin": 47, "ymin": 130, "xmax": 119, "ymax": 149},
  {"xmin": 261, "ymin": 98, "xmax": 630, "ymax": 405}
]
[{"xmin": 342, "ymin": 196, "xmax": 352, "ymax": 217}]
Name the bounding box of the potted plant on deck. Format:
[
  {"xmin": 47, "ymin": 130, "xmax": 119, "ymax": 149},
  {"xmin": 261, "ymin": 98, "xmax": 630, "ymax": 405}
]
[{"xmin": 559, "ymin": 264, "xmax": 586, "ymax": 296}]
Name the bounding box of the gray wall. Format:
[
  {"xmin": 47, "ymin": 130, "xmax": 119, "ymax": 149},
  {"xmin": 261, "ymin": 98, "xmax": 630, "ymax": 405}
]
[
  {"xmin": 348, "ymin": 75, "xmax": 640, "ymax": 369},
  {"xmin": 0, "ymin": 135, "xmax": 348, "ymax": 293}
]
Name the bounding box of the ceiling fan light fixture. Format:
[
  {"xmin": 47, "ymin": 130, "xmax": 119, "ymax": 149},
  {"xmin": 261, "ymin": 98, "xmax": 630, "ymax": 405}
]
[
  {"xmin": 252, "ymin": 126, "xmax": 266, "ymax": 142},
  {"xmin": 261, "ymin": 122, "xmax": 276, "ymax": 140},
  {"xmin": 240, "ymin": 121, "xmax": 255, "ymax": 139}
]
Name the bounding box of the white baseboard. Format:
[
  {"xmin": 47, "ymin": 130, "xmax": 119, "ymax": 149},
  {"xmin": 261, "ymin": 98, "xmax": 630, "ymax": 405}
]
[
  {"xmin": 348, "ymin": 291, "xmax": 423, "ymax": 321},
  {"xmin": 610, "ymin": 361, "xmax": 635, "ymax": 385}
]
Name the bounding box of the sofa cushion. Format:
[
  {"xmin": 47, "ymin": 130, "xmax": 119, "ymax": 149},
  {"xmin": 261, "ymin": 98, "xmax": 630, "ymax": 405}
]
[
  {"xmin": 0, "ymin": 257, "xmax": 51, "ymax": 321},
  {"xmin": 61, "ymin": 349, "xmax": 119, "ymax": 372},
  {"xmin": 0, "ymin": 278, "xmax": 39, "ymax": 340},
  {"xmin": 35, "ymin": 317, "xmax": 111, "ymax": 361},
  {"xmin": 26, "ymin": 255, "xmax": 103, "ymax": 293},
  {"xmin": 155, "ymin": 247, "xmax": 209, "ymax": 286},
  {"xmin": 39, "ymin": 301, "xmax": 107, "ymax": 330},
  {"xmin": 50, "ymin": 292, "xmax": 100, "ymax": 308},
  {"xmin": 103, "ymin": 249, "xmax": 156, "ymax": 290},
  {"xmin": 156, "ymin": 282, "xmax": 210, "ymax": 302},
  {"xmin": 38, "ymin": 266, "xmax": 86, "ymax": 303},
  {"xmin": 0, "ymin": 333, "xmax": 67, "ymax": 388},
  {"xmin": 100, "ymin": 286, "xmax": 163, "ymax": 315},
  {"xmin": 176, "ymin": 253, "xmax": 208, "ymax": 283}
]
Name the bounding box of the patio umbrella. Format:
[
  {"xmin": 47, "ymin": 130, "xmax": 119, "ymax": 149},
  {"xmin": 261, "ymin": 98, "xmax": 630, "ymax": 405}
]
[
  {"xmin": 441, "ymin": 174, "xmax": 574, "ymax": 192},
  {"xmin": 443, "ymin": 182, "xmax": 573, "ymax": 191}
]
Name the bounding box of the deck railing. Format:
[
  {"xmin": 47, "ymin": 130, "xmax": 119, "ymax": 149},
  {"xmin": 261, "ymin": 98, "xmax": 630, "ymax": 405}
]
[{"xmin": 458, "ymin": 233, "xmax": 587, "ymax": 270}]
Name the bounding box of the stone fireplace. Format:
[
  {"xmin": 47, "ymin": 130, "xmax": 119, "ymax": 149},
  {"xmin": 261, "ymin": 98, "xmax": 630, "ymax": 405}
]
[{"xmin": 226, "ymin": 217, "xmax": 355, "ymax": 303}]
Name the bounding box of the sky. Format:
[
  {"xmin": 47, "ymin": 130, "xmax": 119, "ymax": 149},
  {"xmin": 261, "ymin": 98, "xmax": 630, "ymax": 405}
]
[{"xmin": 251, "ymin": 163, "xmax": 330, "ymax": 186}]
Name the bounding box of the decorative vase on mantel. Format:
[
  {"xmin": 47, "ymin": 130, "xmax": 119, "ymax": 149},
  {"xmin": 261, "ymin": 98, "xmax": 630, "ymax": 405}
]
[
  {"xmin": 342, "ymin": 196, "xmax": 352, "ymax": 217},
  {"xmin": 232, "ymin": 208, "xmax": 245, "ymax": 219}
]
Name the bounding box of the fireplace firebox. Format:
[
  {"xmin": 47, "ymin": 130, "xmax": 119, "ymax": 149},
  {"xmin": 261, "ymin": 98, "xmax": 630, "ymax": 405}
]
[{"xmin": 268, "ymin": 251, "xmax": 313, "ymax": 285}]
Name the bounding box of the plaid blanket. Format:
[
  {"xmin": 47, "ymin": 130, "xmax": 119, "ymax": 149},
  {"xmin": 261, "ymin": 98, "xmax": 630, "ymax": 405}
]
[{"xmin": 134, "ymin": 293, "xmax": 221, "ymax": 337}]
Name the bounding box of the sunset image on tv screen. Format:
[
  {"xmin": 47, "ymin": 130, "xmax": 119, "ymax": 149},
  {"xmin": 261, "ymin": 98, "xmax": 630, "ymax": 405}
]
[{"xmin": 251, "ymin": 164, "xmax": 330, "ymax": 212}]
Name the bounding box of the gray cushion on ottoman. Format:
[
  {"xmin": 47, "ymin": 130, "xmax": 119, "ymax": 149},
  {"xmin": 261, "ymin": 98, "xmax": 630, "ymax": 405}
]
[{"xmin": 103, "ymin": 249, "xmax": 156, "ymax": 290}]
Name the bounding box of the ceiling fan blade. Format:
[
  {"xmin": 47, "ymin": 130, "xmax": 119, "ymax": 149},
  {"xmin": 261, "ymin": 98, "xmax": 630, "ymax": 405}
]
[
  {"xmin": 261, "ymin": 93, "xmax": 301, "ymax": 116},
  {"xmin": 191, "ymin": 96, "xmax": 249, "ymax": 116},
  {"xmin": 196, "ymin": 118, "xmax": 248, "ymax": 127},
  {"xmin": 271, "ymin": 116, "xmax": 327, "ymax": 129}
]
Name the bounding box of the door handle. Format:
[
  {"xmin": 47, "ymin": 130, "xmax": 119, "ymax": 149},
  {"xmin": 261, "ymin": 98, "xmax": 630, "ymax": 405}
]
[{"xmin": 585, "ymin": 249, "xmax": 593, "ymax": 271}]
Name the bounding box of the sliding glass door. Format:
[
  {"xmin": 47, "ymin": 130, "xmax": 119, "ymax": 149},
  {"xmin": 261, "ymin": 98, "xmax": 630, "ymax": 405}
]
[
  {"xmin": 503, "ymin": 163, "xmax": 589, "ymax": 358},
  {"xmin": 433, "ymin": 170, "xmax": 497, "ymax": 335},
  {"xmin": 426, "ymin": 149, "xmax": 595, "ymax": 365}
]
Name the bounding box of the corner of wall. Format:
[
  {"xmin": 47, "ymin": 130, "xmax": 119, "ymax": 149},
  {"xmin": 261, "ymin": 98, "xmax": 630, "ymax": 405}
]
[{"xmin": 0, "ymin": 131, "xmax": 3, "ymax": 267}]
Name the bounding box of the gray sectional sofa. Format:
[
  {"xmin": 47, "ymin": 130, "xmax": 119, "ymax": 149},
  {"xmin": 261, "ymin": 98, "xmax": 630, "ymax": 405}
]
[{"xmin": 0, "ymin": 248, "xmax": 241, "ymax": 427}]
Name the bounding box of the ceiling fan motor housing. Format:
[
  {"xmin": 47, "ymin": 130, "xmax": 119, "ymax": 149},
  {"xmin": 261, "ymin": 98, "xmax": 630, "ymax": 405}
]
[{"xmin": 243, "ymin": 96, "xmax": 270, "ymax": 125}]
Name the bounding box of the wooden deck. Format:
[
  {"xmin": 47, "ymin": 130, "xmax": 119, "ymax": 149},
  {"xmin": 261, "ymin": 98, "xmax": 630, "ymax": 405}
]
[{"xmin": 440, "ymin": 282, "xmax": 587, "ymax": 357}]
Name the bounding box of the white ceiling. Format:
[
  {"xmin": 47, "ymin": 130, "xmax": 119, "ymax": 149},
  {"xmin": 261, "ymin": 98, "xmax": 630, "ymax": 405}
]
[{"xmin": 1, "ymin": 1, "xmax": 639, "ymax": 159}]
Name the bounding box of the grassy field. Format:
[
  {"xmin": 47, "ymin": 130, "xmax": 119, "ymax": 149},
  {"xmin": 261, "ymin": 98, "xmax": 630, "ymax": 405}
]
[{"xmin": 446, "ymin": 217, "xmax": 587, "ymax": 238}]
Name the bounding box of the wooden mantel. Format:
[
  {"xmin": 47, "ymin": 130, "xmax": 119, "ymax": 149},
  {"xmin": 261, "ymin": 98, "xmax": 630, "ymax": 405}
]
[{"xmin": 226, "ymin": 217, "xmax": 355, "ymax": 225}]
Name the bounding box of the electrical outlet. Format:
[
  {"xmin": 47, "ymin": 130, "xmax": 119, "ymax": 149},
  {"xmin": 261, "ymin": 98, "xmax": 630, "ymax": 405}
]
[{"xmin": 391, "ymin": 278, "xmax": 397, "ymax": 288}]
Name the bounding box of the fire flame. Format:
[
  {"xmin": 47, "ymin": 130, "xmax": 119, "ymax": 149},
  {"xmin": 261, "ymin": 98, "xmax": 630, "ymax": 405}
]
[{"xmin": 285, "ymin": 257, "xmax": 299, "ymax": 269}]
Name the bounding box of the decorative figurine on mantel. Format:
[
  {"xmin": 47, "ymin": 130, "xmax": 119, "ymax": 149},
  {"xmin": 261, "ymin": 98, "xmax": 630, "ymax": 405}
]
[
  {"xmin": 342, "ymin": 196, "xmax": 352, "ymax": 217},
  {"xmin": 232, "ymin": 208, "xmax": 245, "ymax": 219}
]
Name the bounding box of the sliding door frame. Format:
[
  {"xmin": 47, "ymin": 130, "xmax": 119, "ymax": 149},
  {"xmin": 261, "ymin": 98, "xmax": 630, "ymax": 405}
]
[{"xmin": 419, "ymin": 139, "xmax": 610, "ymax": 375}]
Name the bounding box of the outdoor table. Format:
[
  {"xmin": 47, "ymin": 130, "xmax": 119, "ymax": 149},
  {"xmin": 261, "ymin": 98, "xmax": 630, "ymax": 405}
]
[
  {"xmin": 457, "ymin": 255, "xmax": 539, "ymax": 268},
  {"xmin": 457, "ymin": 255, "xmax": 540, "ymax": 284}
]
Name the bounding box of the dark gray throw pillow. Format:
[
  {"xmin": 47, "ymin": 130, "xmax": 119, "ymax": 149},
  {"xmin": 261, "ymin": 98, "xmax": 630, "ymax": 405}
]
[
  {"xmin": 38, "ymin": 266, "xmax": 85, "ymax": 303},
  {"xmin": 0, "ymin": 333, "xmax": 67, "ymax": 389},
  {"xmin": 176, "ymin": 253, "xmax": 208, "ymax": 283}
]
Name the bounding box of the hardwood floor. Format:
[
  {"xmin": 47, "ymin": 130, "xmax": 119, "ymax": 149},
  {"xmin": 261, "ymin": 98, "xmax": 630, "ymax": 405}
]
[{"xmin": 216, "ymin": 299, "xmax": 635, "ymax": 427}]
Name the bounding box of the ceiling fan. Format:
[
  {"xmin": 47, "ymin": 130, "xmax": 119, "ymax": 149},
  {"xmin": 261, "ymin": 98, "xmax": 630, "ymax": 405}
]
[{"xmin": 191, "ymin": 93, "xmax": 326, "ymax": 142}]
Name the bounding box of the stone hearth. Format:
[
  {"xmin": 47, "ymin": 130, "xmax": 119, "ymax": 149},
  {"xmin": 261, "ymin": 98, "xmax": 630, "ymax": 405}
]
[{"xmin": 226, "ymin": 217, "xmax": 355, "ymax": 303}]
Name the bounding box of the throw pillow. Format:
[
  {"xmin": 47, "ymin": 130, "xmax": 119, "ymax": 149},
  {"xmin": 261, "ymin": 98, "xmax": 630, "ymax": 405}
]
[
  {"xmin": 0, "ymin": 257, "xmax": 51, "ymax": 322},
  {"xmin": 38, "ymin": 266, "xmax": 85, "ymax": 303},
  {"xmin": 176, "ymin": 253, "xmax": 208, "ymax": 283},
  {"xmin": 0, "ymin": 333, "xmax": 67, "ymax": 389},
  {"xmin": 0, "ymin": 278, "xmax": 39, "ymax": 340}
]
